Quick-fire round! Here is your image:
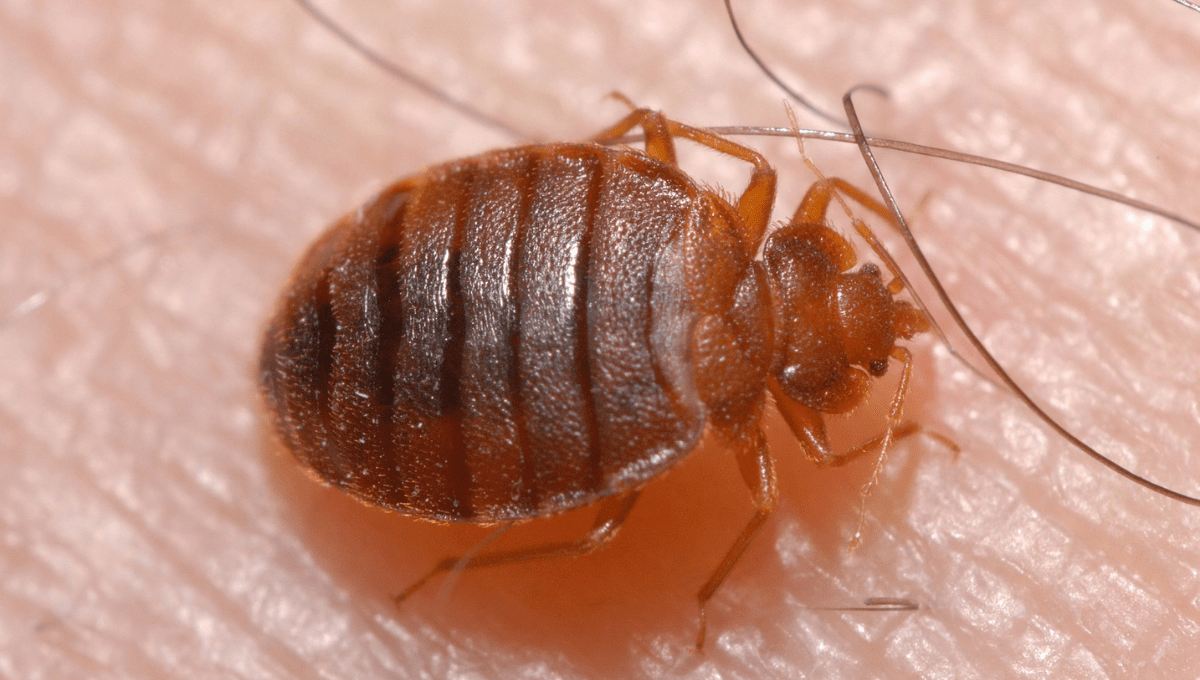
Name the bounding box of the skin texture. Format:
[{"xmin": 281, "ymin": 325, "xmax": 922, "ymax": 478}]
[{"xmin": 2, "ymin": 0, "xmax": 1199, "ymax": 678}]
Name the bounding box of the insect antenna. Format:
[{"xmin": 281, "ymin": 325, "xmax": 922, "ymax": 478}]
[
  {"xmin": 692, "ymin": 126, "xmax": 1200, "ymax": 235},
  {"xmin": 292, "ymin": 0, "xmax": 533, "ymax": 143},
  {"xmin": 778, "ymin": 101, "xmax": 965, "ymax": 551},
  {"xmin": 840, "ymin": 87, "xmax": 1200, "ymax": 508},
  {"xmin": 292, "ymin": 0, "xmax": 1200, "ymax": 508},
  {"xmin": 722, "ymin": 0, "xmax": 1200, "ymax": 507}
]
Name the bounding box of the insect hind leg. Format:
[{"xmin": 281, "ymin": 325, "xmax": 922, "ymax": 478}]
[
  {"xmin": 392, "ymin": 490, "xmax": 641, "ymax": 608},
  {"xmin": 591, "ymin": 99, "xmax": 777, "ymax": 251},
  {"xmin": 589, "ymin": 99, "xmax": 679, "ymax": 166}
]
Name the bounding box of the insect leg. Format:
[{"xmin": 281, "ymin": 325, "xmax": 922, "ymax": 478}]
[
  {"xmin": 792, "ymin": 176, "xmax": 920, "ymax": 291},
  {"xmin": 694, "ymin": 424, "xmax": 777, "ymax": 651},
  {"xmin": 590, "ymin": 107, "xmax": 678, "ymax": 165},
  {"xmin": 766, "ymin": 347, "xmax": 928, "ymax": 470},
  {"xmin": 659, "ymin": 121, "xmax": 777, "ymax": 251},
  {"xmin": 592, "ymin": 108, "xmax": 777, "ymax": 251},
  {"xmin": 392, "ymin": 490, "xmax": 641, "ymax": 607}
]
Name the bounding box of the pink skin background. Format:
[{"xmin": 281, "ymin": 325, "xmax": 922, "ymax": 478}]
[{"xmin": 3, "ymin": 0, "xmax": 1200, "ymax": 677}]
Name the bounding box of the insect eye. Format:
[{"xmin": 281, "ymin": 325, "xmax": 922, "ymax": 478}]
[{"xmin": 868, "ymin": 359, "xmax": 889, "ymax": 376}]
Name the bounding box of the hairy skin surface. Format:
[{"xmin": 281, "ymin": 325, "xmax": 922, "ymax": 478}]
[{"xmin": 2, "ymin": 1, "xmax": 1200, "ymax": 678}]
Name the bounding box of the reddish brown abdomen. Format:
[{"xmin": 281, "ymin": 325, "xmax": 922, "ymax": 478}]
[{"xmin": 260, "ymin": 144, "xmax": 717, "ymax": 522}]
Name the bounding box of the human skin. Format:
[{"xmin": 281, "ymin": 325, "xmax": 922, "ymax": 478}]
[{"xmin": 2, "ymin": 0, "xmax": 1200, "ymax": 678}]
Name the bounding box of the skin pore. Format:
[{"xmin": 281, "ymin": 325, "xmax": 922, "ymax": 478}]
[{"xmin": 3, "ymin": 0, "xmax": 1199, "ymax": 677}]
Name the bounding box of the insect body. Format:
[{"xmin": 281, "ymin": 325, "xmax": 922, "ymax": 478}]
[{"xmin": 259, "ymin": 108, "xmax": 925, "ymax": 647}]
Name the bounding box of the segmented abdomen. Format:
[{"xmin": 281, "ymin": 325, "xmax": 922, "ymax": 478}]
[{"xmin": 261, "ymin": 144, "xmax": 706, "ymax": 522}]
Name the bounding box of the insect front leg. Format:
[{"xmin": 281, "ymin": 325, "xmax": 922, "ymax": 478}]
[{"xmin": 765, "ymin": 346, "xmax": 919, "ymax": 470}]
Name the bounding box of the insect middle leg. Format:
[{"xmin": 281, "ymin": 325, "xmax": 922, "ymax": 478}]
[
  {"xmin": 694, "ymin": 423, "xmax": 777, "ymax": 651},
  {"xmin": 392, "ymin": 490, "xmax": 642, "ymax": 607}
]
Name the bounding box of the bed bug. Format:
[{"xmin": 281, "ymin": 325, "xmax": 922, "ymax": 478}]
[
  {"xmin": 258, "ymin": 99, "xmax": 931, "ymax": 648},
  {"xmin": 261, "ymin": 0, "xmax": 1200, "ymax": 656}
]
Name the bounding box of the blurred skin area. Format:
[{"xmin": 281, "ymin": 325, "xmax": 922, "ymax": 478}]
[{"xmin": 3, "ymin": 1, "xmax": 1200, "ymax": 678}]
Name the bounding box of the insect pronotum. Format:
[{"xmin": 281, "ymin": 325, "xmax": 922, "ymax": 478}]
[{"xmin": 5, "ymin": 0, "xmax": 1199, "ymax": 677}]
